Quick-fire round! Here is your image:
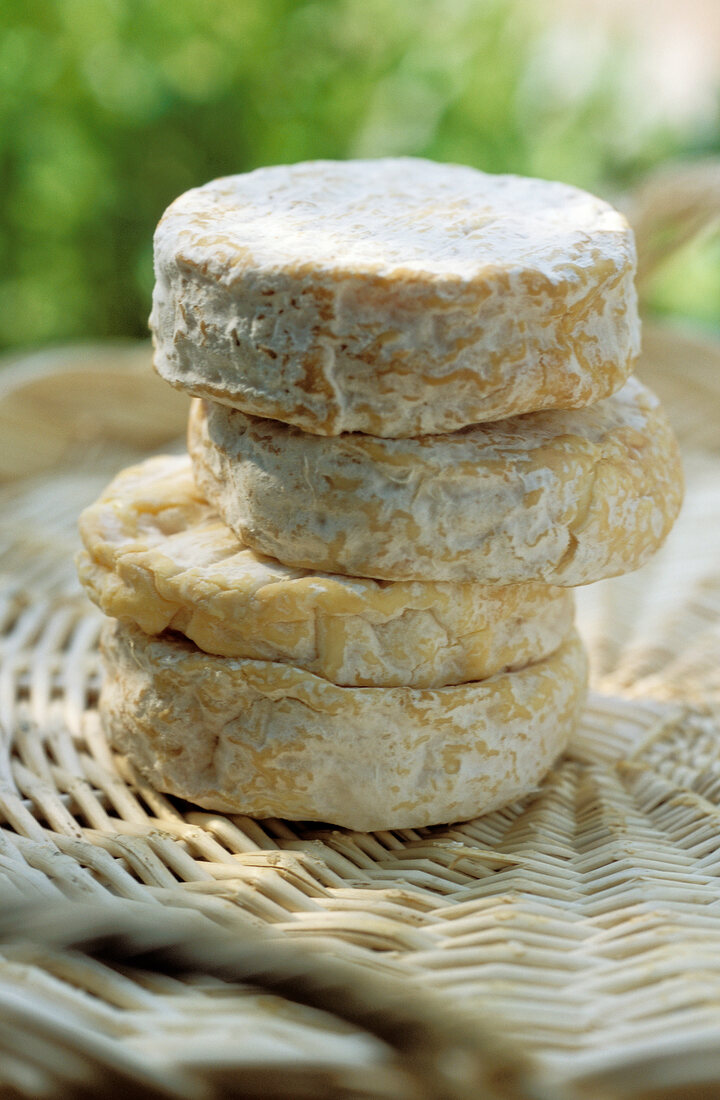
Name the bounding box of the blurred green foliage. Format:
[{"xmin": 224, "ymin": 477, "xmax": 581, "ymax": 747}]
[{"xmin": 1, "ymin": 0, "xmax": 717, "ymax": 351}]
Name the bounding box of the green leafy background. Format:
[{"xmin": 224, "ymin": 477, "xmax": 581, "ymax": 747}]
[{"xmin": 1, "ymin": 0, "xmax": 718, "ymax": 353}]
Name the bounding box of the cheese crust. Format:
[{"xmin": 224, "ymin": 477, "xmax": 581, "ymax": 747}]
[
  {"xmin": 151, "ymin": 158, "xmax": 639, "ymax": 437},
  {"xmin": 77, "ymin": 455, "xmax": 574, "ymax": 687},
  {"xmin": 99, "ymin": 620, "xmax": 588, "ymax": 831},
  {"xmin": 188, "ymin": 377, "xmax": 683, "ymax": 585}
]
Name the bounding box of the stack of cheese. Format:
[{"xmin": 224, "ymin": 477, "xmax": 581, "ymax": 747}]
[{"xmin": 77, "ymin": 159, "xmax": 683, "ymax": 832}]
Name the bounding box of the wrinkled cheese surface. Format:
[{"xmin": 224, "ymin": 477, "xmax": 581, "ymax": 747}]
[
  {"xmin": 78, "ymin": 455, "xmax": 574, "ymax": 687},
  {"xmin": 100, "ymin": 620, "xmax": 588, "ymax": 831},
  {"xmin": 151, "ymin": 158, "xmax": 639, "ymax": 436},
  {"xmin": 188, "ymin": 377, "xmax": 683, "ymax": 585}
]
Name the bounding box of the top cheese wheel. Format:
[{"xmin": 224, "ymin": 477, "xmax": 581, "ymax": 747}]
[{"xmin": 151, "ymin": 158, "xmax": 640, "ymax": 437}]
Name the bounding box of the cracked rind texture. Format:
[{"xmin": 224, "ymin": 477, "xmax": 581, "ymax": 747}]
[
  {"xmin": 76, "ymin": 455, "xmax": 574, "ymax": 688},
  {"xmin": 99, "ymin": 620, "xmax": 588, "ymax": 831},
  {"xmin": 188, "ymin": 376, "xmax": 683, "ymax": 585},
  {"xmin": 151, "ymin": 158, "xmax": 640, "ymax": 437}
]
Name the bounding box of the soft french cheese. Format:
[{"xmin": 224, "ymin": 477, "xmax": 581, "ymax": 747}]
[
  {"xmin": 100, "ymin": 620, "xmax": 588, "ymax": 831},
  {"xmin": 151, "ymin": 158, "xmax": 640, "ymax": 436},
  {"xmin": 188, "ymin": 376, "xmax": 683, "ymax": 585},
  {"xmin": 77, "ymin": 455, "xmax": 574, "ymax": 687}
]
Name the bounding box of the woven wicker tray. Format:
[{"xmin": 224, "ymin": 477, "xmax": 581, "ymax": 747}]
[{"xmin": 2, "ymin": 327, "xmax": 720, "ymax": 1099}]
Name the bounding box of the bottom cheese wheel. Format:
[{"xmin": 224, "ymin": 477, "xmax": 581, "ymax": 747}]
[{"xmin": 99, "ymin": 620, "xmax": 588, "ymax": 831}]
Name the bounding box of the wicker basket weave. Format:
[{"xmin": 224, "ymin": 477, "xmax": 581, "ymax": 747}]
[{"xmin": 2, "ymin": 312, "xmax": 720, "ymax": 1098}]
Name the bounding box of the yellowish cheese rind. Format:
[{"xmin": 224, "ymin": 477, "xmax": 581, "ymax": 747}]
[
  {"xmin": 151, "ymin": 158, "xmax": 639, "ymax": 436},
  {"xmin": 188, "ymin": 377, "xmax": 683, "ymax": 585},
  {"xmin": 77, "ymin": 455, "xmax": 574, "ymax": 687},
  {"xmin": 99, "ymin": 620, "xmax": 588, "ymax": 832}
]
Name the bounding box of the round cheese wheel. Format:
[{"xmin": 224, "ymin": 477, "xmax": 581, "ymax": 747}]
[
  {"xmin": 77, "ymin": 455, "xmax": 573, "ymax": 687},
  {"xmin": 99, "ymin": 620, "xmax": 588, "ymax": 831},
  {"xmin": 151, "ymin": 158, "xmax": 639, "ymax": 437},
  {"xmin": 188, "ymin": 377, "xmax": 683, "ymax": 585}
]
